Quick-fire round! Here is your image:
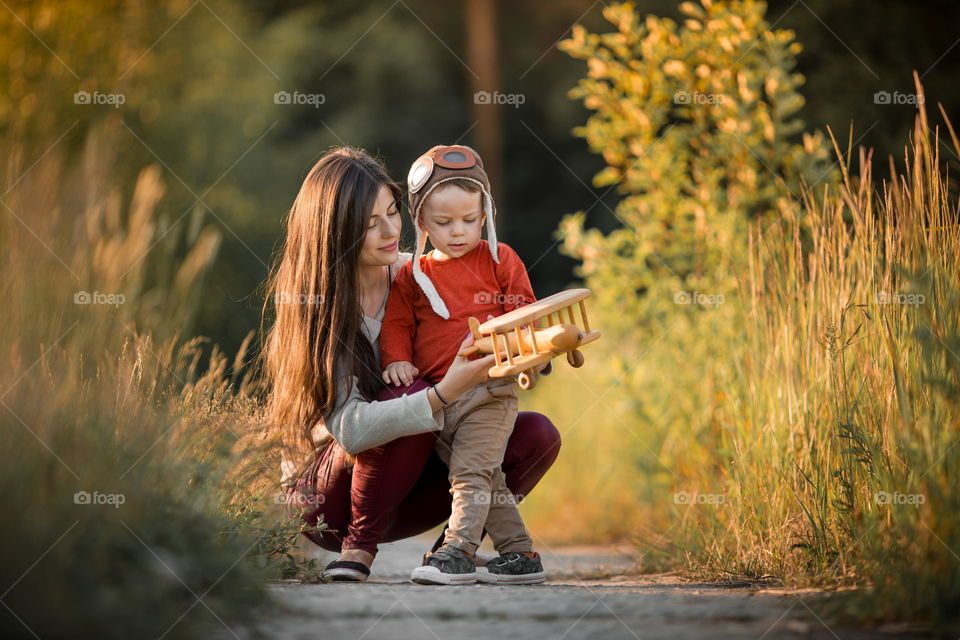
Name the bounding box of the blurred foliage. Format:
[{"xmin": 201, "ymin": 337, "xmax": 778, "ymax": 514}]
[
  {"xmin": 528, "ymin": 0, "xmax": 960, "ymax": 629},
  {"xmin": 3, "ymin": 0, "xmax": 959, "ymax": 360},
  {"xmin": 558, "ymin": 0, "xmax": 834, "ymax": 331},
  {"xmin": 0, "ymin": 124, "xmax": 321, "ymax": 637}
]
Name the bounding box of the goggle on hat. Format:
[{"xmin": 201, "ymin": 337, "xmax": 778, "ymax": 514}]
[{"xmin": 406, "ymin": 145, "xmax": 499, "ymax": 320}]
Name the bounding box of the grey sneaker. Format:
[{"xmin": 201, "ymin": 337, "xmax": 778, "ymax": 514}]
[
  {"xmin": 476, "ymin": 551, "xmax": 546, "ymax": 585},
  {"xmin": 411, "ymin": 543, "xmax": 477, "ymax": 585}
]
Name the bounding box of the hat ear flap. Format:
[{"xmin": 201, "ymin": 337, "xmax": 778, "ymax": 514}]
[
  {"xmin": 412, "ymin": 225, "xmax": 451, "ymax": 319},
  {"xmin": 483, "ymin": 189, "xmax": 498, "ymax": 263}
]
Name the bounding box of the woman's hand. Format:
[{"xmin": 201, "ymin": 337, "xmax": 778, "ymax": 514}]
[{"xmin": 431, "ymin": 332, "xmax": 496, "ymax": 410}]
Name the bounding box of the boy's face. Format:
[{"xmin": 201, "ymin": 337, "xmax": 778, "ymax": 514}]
[{"xmin": 419, "ymin": 184, "xmax": 484, "ymax": 260}]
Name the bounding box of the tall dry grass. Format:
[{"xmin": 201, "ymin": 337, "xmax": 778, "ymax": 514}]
[
  {"xmin": 524, "ymin": 75, "xmax": 959, "ymax": 628},
  {"xmin": 0, "ymin": 123, "xmax": 317, "ymax": 639}
]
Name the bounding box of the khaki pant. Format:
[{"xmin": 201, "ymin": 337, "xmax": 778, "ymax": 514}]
[{"xmin": 434, "ymin": 379, "xmax": 533, "ymax": 556}]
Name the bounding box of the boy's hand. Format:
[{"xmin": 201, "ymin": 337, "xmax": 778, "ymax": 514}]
[{"xmin": 383, "ymin": 361, "xmax": 419, "ymax": 387}]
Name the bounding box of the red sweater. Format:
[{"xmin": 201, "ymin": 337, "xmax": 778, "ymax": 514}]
[{"xmin": 380, "ymin": 240, "xmax": 535, "ymax": 383}]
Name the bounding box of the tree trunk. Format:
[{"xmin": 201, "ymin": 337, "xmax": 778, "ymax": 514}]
[{"xmin": 465, "ymin": 0, "xmax": 502, "ymax": 206}]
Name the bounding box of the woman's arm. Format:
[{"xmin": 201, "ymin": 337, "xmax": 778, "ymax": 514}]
[
  {"xmin": 323, "ymin": 376, "xmax": 439, "ymax": 454},
  {"xmin": 319, "ymin": 333, "xmax": 496, "ymax": 454}
]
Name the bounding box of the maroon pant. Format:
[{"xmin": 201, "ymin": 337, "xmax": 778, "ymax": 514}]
[{"xmin": 288, "ymin": 379, "xmax": 561, "ymax": 555}]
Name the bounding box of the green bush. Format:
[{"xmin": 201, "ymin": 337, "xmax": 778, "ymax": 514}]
[{"xmin": 558, "ymin": 0, "xmax": 834, "ymax": 331}]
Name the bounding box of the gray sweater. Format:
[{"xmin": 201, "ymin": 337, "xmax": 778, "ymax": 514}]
[{"xmin": 279, "ymin": 253, "xmax": 444, "ymax": 488}]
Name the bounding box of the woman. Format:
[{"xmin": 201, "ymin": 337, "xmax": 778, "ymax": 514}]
[{"xmin": 261, "ymin": 147, "xmax": 561, "ymax": 581}]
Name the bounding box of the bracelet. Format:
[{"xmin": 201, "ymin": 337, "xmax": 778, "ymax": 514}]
[{"xmin": 432, "ymin": 384, "xmax": 449, "ymax": 406}]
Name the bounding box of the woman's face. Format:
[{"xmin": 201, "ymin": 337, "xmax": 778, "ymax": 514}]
[{"xmin": 360, "ymin": 184, "xmax": 401, "ymax": 267}]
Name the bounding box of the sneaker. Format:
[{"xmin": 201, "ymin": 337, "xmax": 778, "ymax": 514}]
[
  {"xmin": 321, "ymin": 559, "xmax": 371, "ymax": 582},
  {"xmin": 476, "ymin": 551, "xmax": 546, "ymax": 585},
  {"xmin": 422, "ymin": 549, "xmax": 494, "ymax": 566},
  {"xmin": 410, "ymin": 543, "xmax": 477, "ymax": 585}
]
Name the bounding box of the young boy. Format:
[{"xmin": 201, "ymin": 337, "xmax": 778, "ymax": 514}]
[{"xmin": 379, "ymin": 144, "xmax": 546, "ymax": 585}]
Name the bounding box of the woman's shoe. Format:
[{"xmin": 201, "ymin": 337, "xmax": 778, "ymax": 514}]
[
  {"xmin": 321, "ymin": 559, "xmax": 371, "ymax": 582},
  {"xmin": 476, "ymin": 551, "xmax": 546, "ymax": 585},
  {"xmin": 411, "ymin": 544, "xmax": 476, "ymax": 585}
]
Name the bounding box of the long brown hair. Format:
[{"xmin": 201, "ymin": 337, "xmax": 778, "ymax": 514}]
[{"xmin": 260, "ymin": 147, "xmax": 400, "ymax": 453}]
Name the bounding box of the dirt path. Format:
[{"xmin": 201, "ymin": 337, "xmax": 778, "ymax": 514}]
[{"xmin": 259, "ymin": 535, "xmax": 913, "ymax": 640}]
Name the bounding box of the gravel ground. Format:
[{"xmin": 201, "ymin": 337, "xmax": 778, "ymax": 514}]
[{"xmin": 236, "ymin": 534, "xmax": 925, "ymax": 640}]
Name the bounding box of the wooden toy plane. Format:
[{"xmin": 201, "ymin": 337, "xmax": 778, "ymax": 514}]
[{"xmin": 459, "ymin": 288, "xmax": 601, "ymax": 390}]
